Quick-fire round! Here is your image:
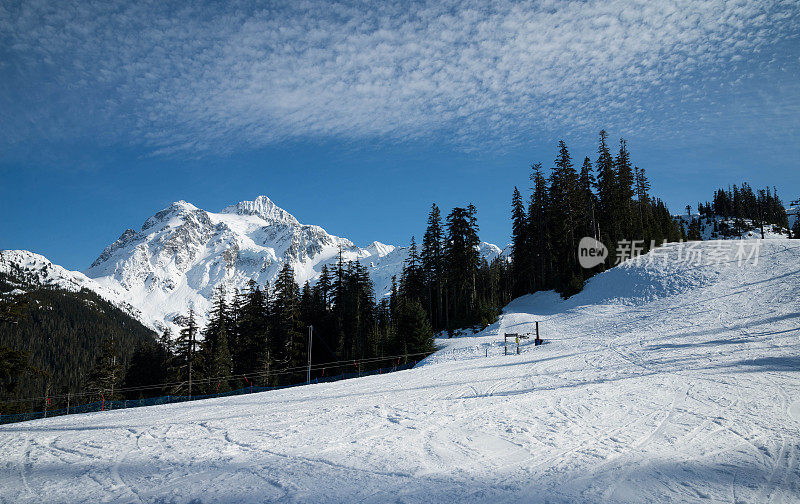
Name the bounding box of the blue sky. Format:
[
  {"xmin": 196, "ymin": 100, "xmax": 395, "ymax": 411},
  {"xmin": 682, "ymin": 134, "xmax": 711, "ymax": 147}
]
[{"xmin": 1, "ymin": 0, "xmax": 799, "ymax": 271}]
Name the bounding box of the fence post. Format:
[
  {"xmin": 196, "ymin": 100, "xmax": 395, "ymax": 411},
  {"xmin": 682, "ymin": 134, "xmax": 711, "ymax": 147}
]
[{"xmin": 307, "ymin": 325, "xmax": 313, "ymax": 383}]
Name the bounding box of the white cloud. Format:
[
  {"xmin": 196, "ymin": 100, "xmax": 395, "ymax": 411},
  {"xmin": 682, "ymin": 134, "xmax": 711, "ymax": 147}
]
[{"xmin": 1, "ymin": 0, "xmax": 798, "ymax": 154}]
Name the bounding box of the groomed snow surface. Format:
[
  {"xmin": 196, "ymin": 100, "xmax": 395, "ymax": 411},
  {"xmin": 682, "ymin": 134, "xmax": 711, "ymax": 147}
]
[{"xmin": 2, "ymin": 240, "xmax": 799, "ymax": 503}]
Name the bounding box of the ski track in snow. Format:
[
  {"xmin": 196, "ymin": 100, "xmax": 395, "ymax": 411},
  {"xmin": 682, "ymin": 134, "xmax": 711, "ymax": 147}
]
[{"xmin": 1, "ymin": 241, "xmax": 799, "ymax": 503}]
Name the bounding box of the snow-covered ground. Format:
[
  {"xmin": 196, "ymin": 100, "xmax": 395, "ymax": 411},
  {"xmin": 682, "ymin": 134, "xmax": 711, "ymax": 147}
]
[
  {"xmin": 1, "ymin": 240, "xmax": 798, "ymax": 503},
  {"xmin": 674, "ymin": 213, "xmax": 793, "ymax": 240}
]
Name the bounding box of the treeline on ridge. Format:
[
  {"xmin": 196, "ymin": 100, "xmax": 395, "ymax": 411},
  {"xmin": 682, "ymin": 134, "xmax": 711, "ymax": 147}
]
[{"xmin": 692, "ymin": 183, "xmax": 795, "ymax": 238}]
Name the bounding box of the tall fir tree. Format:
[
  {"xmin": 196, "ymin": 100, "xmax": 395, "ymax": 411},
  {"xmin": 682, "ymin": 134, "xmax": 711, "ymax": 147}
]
[
  {"xmin": 86, "ymin": 337, "xmax": 124, "ymax": 401},
  {"xmin": 394, "ymin": 297, "xmax": 434, "ymax": 362},
  {"xmin": 595, "ymin": 130, "xmax": 617, "ymax": 248},
  {"xmin": 400, "ymin": 236, "xmax": 425, "ymax": 303},
  {"xmin": 632, "ymin": 166, "xmax": 647, "ymax": 238},
  {"xmin": 200, "ymin": 286, "xmax": 233, "ymax": 393},
  {"xmin": 233, "ymin": 280, "xmax": 271, "ymax": 385},
  {"xmin": 271, "ymin": 263, "xmax": 304, "ymax": 383},
  {"xmin": 579, "ymin": 156, "xmax": 597, "ymax": 239},
  {"xmin": 528, "ymin": 163, "xmax": 550, "ymax": 292},
  {"xmin": 421, "ymin": 203, "xmax": 445, "ymax": 330},
  {"xmin": 511, "ymin": 186, "xmax": 529, "ymax": 296},
  {"xmin": 547, "ymin": 140, "xmax": 583, "ymax": 295},
  {"xmin": 444, "ymin": 205, "xmax": 481, "ymax": 329},
  {"xmin": 174, "ymin": 308, "xmax": 199, "ymax": 396},
  {"xmin": 614, "ymin": 138, "xmax": 635, "ymax": 240},
  {"xmin": 123, "ymin": 336, "xmax": 171, "ymax": 399}
]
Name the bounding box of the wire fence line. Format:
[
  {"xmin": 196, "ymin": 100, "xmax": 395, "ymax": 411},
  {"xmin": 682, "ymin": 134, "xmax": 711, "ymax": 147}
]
[
  {"xmin": 2, "ymin": 351, "xmax": 434, "ymax": 406},
  {"xmin": 1, "ymin": 332, "xmax": 547, "ymax": 425},
  {"xmin": 0, "ymin": 359, "xmax": 422, "ymax": 426}
]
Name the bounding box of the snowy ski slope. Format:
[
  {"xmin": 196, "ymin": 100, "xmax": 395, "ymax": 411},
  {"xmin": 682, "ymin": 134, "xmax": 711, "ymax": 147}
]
[{"xmin": 1, "ymin": 240, "xmax": 799, "ymax": 503}]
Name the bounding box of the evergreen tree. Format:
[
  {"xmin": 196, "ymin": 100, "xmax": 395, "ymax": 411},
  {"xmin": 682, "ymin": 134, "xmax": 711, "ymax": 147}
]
[
  {"xmin": 0, "ymin": 297, "xmax": 38, "ymax": 397},
  {"xmin": 200, "ymin": 286, "xmax": 233, "ymax": 393},
  {"xmin": 174, "ymin": 308, "xmax": 199, "ymax": 396},
  {"xmin": 374, "ymin": 298, "xmax": 392, "ymax": 358},
  {"xmin": 528, "ymin": 163, "xmax": 550, "ymax": 291},
  {"xmin": 0, "ymin": 296, "xmax": 26, "ymax": 323},
  {"xmin": 0, "ymin": 346, "xmax": 36, "ymax": 396},
  {"xmin": 400, "ymin": 236, "xmax": 425, "ymax": 303},
  {"xmin": 687, "ymin": 218, "xmax": 702, "ymax": 241},
  {"xmin": 123, "ymin": 337, "xmax": 171, "ymax": 399},
  {"xmin": 317, "ymin": 265, "xmax": 332, "ymax": 307},
  {"xmin": 232, "ymin": 280, "xmax": 270, "ymax": 385},
  {"xmin": 421, "ymin": 203, "xmax": 445, "ymax": 330},
  {"xmin": 579, "ymin": 156, "xmax": 597, "ymax": 239},
  {"xmin": 444, "ymin": 205, "xmax": 481, "ymax": 329},
  {"xmin": 633, "ymin": 166, "xmax": 651, "ymax": 237},
  {"xmin": 309, "ymin": 270, "xmax": 337, "ymax": 369},
  {"xmin": 394, "ymin": 297, "xmax": 434, "ymax": 361},
  {"xmin": 271, "ymin": 263, "xmax": 304, "ymax": 383},
  {"xmin": 547, "ymin": 140, "xmax": 583, "ymax": 295},
  {"xmin": 356, "ymin": 261, "xmax": 377, "ymax": 360},
  {"xmin": 86, "ymin": 337, "xmax": 124, "ymax": 401},
  {"xmin": 614, "ymin": 138, "xmax": 635, "ymax": 239},
  {"xmin": 595, "ymin": 130, "xmax": 617, "ymax": 246},
  {"xmin": 510, "ymin": 186, "xmax": 529, "ymax": 296}
]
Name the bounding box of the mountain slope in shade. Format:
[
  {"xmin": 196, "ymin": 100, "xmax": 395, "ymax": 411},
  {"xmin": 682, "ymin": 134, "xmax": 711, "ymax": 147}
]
[
  {"xmin": 0, "ymin": 254, "xmax": 157, "ymax": 407},
  {"xmin": 85, "ymin": 196, "xmax": 501, "ymax": 333},
  {"xmin": 0, "ymin": 250, "xmax": 146, "ymax": 327}
]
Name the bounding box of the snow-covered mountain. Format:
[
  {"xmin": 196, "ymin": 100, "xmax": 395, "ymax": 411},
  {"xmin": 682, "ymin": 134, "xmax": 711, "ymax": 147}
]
[{"xmin": 83, "ymin": 196, "xmax": 501, "ymax": 333}]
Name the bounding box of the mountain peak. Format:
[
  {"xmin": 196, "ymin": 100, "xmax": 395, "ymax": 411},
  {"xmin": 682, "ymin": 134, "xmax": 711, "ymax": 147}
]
[
  {"xmin": 221, "ymin": 195, "xmax": 299, "ymax": 225},
  {"xmin": 365, "ymin": 241, "xmax": 396, "ymax": 257}
]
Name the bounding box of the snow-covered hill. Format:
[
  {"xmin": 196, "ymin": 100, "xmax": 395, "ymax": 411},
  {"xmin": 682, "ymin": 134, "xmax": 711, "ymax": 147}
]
[
  {"xmin": 2, "ymin": 240, "xmax": 798, "ymax": 503},
  {"xmin": 0, "ymin": 250, "xmax": 145, "ymax": 325},
  {"xmin": 675, "ymin": 212, "xmax": 793, "ymax": 240},
  {"xmin": 82, "ymin": 195, "xmax": 500, "ymax": 333}
]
